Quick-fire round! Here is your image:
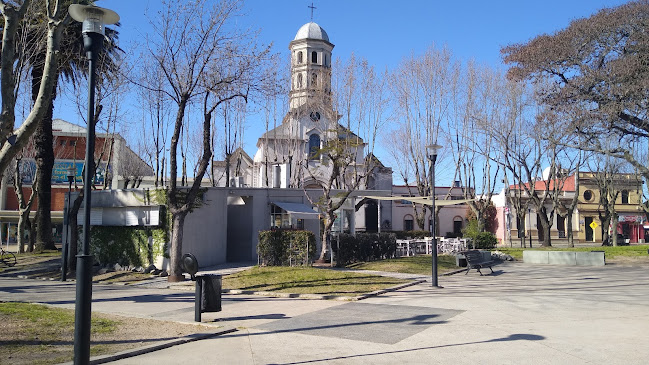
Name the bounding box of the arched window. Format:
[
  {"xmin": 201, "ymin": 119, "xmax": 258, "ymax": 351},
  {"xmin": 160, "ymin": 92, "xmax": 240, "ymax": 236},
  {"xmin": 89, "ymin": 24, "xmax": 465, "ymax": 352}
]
[
  {"xmin": 308, "ymin": 134, "xmax": 320, "ymax": 160},
  {"xmin": 297, "ymin": 51, "xmax": 303, "ymax": 64},
  {"xmin": 297, "ymin": 73, "xmax": 303, "ymax": 89},
  {"xmin": 311, "ymin": 51, "xmax": 317, "ymax": 63},
  {"xmin": 311, "ymin": 73, "xmax": 317, "ymax": 87},
  {"xmin": 404, "ymin": 215, "xmax": 414, "ymax": 231},
  {"xmin": 622, "ymin": 190, "xmax": 629, "ymax": 204}
]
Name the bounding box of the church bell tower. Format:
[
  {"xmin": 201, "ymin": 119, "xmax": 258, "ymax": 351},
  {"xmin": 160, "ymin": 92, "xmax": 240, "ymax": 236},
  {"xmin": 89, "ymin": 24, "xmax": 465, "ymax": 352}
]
[{"xmin": 288, "ymin": 22, "xmax": 334, "ymax": 110}]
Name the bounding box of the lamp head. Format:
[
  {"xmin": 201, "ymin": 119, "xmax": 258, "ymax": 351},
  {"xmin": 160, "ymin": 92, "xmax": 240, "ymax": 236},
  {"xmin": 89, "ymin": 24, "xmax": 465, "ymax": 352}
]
[
  {"xmin": 69, "ymin": 4, "xmax": 119, "ymax": 35},
  {"xmin": 67, "ymin": 166, "xmax": 76, "ymax": 183},
  {"xmin": 425, "ymin": 144, "xmax": 443, "ymax": 158}
]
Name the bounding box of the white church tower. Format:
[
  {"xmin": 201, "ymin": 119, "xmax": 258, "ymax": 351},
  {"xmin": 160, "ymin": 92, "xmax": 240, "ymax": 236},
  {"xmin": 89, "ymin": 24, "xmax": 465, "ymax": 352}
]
[
  {"xmin": 288, "ymin": 22, "xmax": 334, "ymax": 110},
  {"xmin": 253, "ymin": 21, "xmax": 347, "ymax": 189}
]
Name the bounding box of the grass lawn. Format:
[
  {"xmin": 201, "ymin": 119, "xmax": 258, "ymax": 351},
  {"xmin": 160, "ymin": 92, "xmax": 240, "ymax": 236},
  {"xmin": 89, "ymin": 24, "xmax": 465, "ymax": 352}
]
[
  {"xmin": 223, "ymin": 266, "xmax": 408, "ymax": 296},
  {"xmin": 345, "ymin": 255, "xmax": 459, "ymax": 276},
  {"xmin": 0, "ymin": 302, "xmax": 118, "ymax": 365},
  {"xmin": 0, "ymin": 302, "xmax": 211, "ymax": 365},
  {"xmin": 494, "ymin": 245, "xmax": 649, "ymax": 260}
]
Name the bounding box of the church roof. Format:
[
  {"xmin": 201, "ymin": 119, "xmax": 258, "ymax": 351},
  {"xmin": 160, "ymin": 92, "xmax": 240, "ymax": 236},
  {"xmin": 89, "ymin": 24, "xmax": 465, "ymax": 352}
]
[{"xmin": 294, "ymin": 22, "xmax": 329, "ymax": 42}]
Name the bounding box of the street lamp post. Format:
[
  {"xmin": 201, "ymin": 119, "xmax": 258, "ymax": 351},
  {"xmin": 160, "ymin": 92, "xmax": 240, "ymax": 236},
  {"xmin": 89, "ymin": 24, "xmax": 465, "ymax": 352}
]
[
  {"xmin": 528, "ymin": 207, "xmax": 532, "ymax": 248},
  {"xmin": 68, "ymin": 5, "xmax": 119, "ymax": 365},
  {"xmin": 61, "ymin": 166, "xmax": 76, "ymax": 282},
  {"xmin": 426, "ymin": 144, "xmax": 442, "ymax": 288}
]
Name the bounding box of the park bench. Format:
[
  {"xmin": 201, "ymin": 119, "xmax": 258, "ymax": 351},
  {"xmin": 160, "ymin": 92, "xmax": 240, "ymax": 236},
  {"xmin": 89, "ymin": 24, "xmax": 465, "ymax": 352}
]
[{"xmin": 463, "ymin": 250, "xmax": 494, "ymax": 276}]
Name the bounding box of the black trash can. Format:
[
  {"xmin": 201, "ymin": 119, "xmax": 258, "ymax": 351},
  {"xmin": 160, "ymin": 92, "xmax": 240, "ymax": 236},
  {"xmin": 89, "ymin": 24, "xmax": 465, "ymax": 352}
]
[{"xmin": 199, "ymin": 274, "xmax": 222, "ymax": 313}]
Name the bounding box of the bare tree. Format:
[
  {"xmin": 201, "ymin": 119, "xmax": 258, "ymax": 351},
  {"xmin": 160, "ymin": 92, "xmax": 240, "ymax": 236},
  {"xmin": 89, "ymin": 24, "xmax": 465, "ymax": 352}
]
[
  {"xmin": 144, "ymin": 0, "xmax": 272, "ymax": 281},
  {"xmin": 450, "ymin": 62, "xmax": 503, "ymax": 232},
  {"xmin": 388, "ymin": 45, "xmax": 458, "ymax": 230}
]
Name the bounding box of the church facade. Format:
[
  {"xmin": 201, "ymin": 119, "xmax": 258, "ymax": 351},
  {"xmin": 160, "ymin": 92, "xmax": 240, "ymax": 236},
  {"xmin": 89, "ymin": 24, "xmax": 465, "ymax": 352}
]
[{"xmin": 213, "ymin": 21, "xmax": 394, "ymax": 233}]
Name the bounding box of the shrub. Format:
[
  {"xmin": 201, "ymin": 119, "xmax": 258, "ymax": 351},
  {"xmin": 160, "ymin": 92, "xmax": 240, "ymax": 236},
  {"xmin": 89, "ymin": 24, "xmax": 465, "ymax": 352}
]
[
  {"xmin": 258, "ymin": 230, "xmax": 316, "ymax": 266},
  {"xmin": 332, "ymin": 232, "xmax": 397, "ymax": 266},
  {"xmin": 461, "ymin": 219, "xmax": 497, "ymax": 249},
  {"xmin": 474, "ymin": 232, "xmax": 497, "ymax": 249},
  {"xmin": 90, "ymin": 227, "xmax": 167, "ymax": 267}
]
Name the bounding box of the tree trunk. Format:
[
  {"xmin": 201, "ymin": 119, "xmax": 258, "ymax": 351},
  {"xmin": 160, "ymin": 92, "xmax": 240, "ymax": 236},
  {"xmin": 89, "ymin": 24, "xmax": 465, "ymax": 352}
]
[
  {"xmin": 32, "ymin": 64, "xmax": 57, "ymax": 251},
  {"xmin": 168, "ymin": 211, "xmax": 187, "ymax": 281},
  {"xmin": 611, "ymin": 215, "xmax": 619, "ymax": 247},
  {"xmin": 17, "ymin": 210, "xmax": 29, "ymax": 253},
  {"xmin": 566, "ymin": 211, "xmax": 575, "ymax": 247},
  {"xmin": 318, "ymin": 211, "xmax": 335, "ymax": 261},
  {"xmin": 538, "ymin": 212, "xmax": 552, "ymax": 247},
  {"xmin": 67, "ymin": 194, "xmax": 84, "ymax": 270}
]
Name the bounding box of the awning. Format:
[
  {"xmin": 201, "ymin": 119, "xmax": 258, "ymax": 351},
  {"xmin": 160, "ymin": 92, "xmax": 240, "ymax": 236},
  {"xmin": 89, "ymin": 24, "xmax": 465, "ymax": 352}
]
[
  {"xmin": 360, "ymin": 195, "xmax": 473, "ymax": 206},
  {"xmin": 272, "ymin": 202, "xmax": 320, "ymax": 219}
]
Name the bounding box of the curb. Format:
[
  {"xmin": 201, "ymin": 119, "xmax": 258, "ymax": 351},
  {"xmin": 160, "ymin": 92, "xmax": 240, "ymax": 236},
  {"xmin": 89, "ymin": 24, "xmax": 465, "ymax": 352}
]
[
  {"xmin": 169, "ymin": 278, "xmax": 428, "ymax": 301},
  {"xmin": 58, "ymin": 327, "xmax": 237, "ymax": 365}
]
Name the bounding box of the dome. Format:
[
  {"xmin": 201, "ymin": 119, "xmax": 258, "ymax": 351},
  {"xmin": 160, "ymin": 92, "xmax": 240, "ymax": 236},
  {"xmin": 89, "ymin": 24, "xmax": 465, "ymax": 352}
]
[{"xmin": 294, "ymin": 22, "xmax": 329, "ymax": 42}]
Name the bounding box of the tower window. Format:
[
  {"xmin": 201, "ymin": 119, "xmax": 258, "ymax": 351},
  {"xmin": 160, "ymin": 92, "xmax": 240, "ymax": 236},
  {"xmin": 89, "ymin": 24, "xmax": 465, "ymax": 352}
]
[
  {"xmin": 312, "ymin": 51, "xmax": 317, "ymax": 63},
  {"xmin": 622, "ymin": 190, "xmax": 629, "ymax": 204},
  {"xmin": 297, "ymin": 51, "xmax": 303, "ymax": 64},
  {"xmin": 297, "ymin": 74, "xmax": 303, "ymax": 88},
  {"xmin": 311, "ymin": 73, "xmax": 317, "ymax": 87},
  {"xmin": 308, "ymin": 134, "xmax": 320, "ymax": 160}
]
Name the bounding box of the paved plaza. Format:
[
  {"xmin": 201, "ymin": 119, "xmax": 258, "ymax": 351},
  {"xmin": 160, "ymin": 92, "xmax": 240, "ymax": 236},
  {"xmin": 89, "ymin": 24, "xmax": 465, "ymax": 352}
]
[{"xmin": 1, "ymin": 262, "xmax": 648, "ymax": 364}]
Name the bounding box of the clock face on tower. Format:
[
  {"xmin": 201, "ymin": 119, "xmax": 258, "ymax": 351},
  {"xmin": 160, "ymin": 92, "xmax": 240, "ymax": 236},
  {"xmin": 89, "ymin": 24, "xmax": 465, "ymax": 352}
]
[{"xmin": 310, "ymin": 111, "xmax": 321, "ymax": 121}]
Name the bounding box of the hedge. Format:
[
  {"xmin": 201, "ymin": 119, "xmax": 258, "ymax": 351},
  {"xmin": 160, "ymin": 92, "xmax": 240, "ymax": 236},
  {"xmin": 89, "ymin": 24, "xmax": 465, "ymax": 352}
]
[
  {"xmin": 258, "ymin": 230, "xmax": 316, "ymax": 266},
  {"xmin": 89, "ymin": 226, "xmax": 167, "ymax": 267},
  {"xmin": 332, "ymin": 232, "xmax": 397, "ymax": 266}
]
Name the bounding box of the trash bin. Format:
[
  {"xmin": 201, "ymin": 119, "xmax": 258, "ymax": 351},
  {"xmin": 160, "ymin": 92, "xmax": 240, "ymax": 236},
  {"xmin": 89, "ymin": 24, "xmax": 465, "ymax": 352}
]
[
  {"xmin": 199, "ymin": 274, "xmax": 222, "ymax": 313},
  {"xmin": 455, "ymin": 253, "xmax": 467, "ymax": 267},
  {"xmin": 194, "ymin": 274, "xmax": 222, "ymax": 322}
]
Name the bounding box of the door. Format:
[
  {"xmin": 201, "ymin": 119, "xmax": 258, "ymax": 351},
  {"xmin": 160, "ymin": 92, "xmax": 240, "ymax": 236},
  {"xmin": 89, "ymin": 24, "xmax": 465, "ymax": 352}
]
[
  {"xmin": 557, "ymin": 216, "xmax": 566, "ymax": 238},
  {"xmin": 585, "ymin": 217, "xmax": 594, "ymax": 242},
  {"xmin": 364, "ymin": 200, "xmax": 378, "ymax": 232}
]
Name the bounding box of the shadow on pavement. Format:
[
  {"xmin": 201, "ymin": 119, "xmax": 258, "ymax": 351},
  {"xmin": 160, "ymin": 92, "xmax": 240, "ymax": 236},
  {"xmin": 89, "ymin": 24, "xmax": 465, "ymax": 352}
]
[{"xmin": 268, "ymin": 333, "xmax": 546, "ymax": 365}]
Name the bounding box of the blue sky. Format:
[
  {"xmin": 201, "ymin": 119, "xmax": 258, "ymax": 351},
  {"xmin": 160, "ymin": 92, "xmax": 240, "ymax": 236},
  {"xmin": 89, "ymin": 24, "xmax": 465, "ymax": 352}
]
[{"xmin": 56, "ymin": 0, "xmax": 630, "ymax": 184}]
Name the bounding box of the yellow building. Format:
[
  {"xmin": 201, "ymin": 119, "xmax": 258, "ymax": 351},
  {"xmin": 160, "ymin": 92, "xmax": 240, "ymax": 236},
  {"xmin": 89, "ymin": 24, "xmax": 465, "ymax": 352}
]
[{"xmin": 576, "ymin": 172, "xmax": 645, "ymax": 243}]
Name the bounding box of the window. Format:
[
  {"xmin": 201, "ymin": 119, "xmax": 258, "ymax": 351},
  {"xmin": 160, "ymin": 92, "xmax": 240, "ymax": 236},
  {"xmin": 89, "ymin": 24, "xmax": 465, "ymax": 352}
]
[
  {"xmin": 69, "ymin": 140, "xmax": 76, "ymax": 146},
  {"xmin": 311, "ymin": 51, "xmax": 317, "ymax": 63},
  {"xmin": 270, "ymin": 204, "xmax": 289, "ymax": 228},
  {"xmin": 311, "ymin": 73, "xmax": 317, "ymax": 87},
  {"xmin": 621, "ymin": 190, "xmax": 629, "ymax": 204},
  {"xmin": 297, "ymin": 74, "xmax": 303, "ymax": 88},
  {"xmin": 59, "ymin": 140, "xmax": 66, "ymax": 146},
  {"xmin": 308, "ymin": 134, "xmax": 320, "ymax": 160},
  {"xmin": 297, "ymin": 51, "xmax": 303, "ymax": 64},
  {"xmin": 324, "ymin": 54, "xmax": 327, "ymax": 66},
  {"xmin": 583, "ymin": 190, "xmax": 593, "ymax": 201},
  {"xmin": 404, "ymin": 215, "xmax": 414, "ymax": 231}
]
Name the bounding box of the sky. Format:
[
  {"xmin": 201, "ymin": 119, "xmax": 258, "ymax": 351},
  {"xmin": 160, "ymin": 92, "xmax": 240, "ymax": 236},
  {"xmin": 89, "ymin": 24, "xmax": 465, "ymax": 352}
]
[{"xmin": 55, "ymin": 0, "xmax": 631, "ymax": 186}]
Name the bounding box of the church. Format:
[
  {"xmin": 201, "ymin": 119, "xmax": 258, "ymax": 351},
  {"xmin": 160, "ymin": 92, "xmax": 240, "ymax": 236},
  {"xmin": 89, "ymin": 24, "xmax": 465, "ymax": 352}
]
[{"xmin": 214, "ymin": 21, "xmax": 394, "ymax": 233}]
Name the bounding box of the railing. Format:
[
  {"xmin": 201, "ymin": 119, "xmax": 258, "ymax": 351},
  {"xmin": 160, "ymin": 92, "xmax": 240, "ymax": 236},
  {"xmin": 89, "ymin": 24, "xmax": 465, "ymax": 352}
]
[{"xmin": 395, "ymin": 237, "xmax": 468, "ymax": 257}]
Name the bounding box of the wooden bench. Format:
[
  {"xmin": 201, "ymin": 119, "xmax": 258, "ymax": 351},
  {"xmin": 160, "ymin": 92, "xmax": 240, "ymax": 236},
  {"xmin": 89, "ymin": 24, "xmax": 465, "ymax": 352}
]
[{"xmin": 463, "ymin": 250, "xmax": 494, "ymax": 276}]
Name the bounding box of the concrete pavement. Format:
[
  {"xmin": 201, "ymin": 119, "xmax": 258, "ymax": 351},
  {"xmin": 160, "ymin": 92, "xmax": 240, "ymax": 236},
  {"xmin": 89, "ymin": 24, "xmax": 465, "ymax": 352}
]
[{"xmin": 1, "ymin": 262, "xmax": 649, "ymax": 364}]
